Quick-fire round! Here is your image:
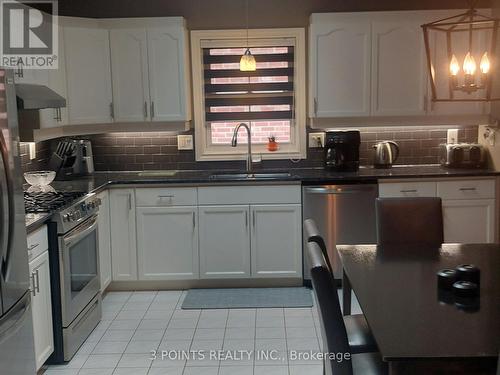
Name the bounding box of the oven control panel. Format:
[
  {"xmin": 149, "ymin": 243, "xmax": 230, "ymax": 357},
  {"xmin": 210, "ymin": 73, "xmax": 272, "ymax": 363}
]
[{"xmin": 56, "ymin": 193, "xmax": 101, "ymax": 233}]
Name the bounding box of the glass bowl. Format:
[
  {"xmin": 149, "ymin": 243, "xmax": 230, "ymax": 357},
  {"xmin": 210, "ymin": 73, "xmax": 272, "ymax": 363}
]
[{"xmin": 23, "ymin": 171, "xmax": 56, "ymax": 186}]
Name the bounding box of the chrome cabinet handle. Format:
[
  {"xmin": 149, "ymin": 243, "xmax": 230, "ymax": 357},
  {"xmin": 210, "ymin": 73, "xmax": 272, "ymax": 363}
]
[
  {"xmin": 151, "ymin": 101, "xmax": 155, "ymax": 119},
  {"xmin": 110, "ymin": 102, "xmax": 114, "ymax": 119},
  {"xmin": 459, "ymin": 187, "xmax": 477, "ymax": 191},
  {"xmin": 53, "ymin": 108, "xmax": 62, "ymax": 122},
  {"xmin": 305, "ymin": 187, "xmax": 375, "ymax": 195},
  {"xmin": 144, "ymin": 101, "xmax": 148, "ymax": 118},
  {"xmin": 30, "ymin": 272, "xmax": 36, "ymax": 296},
  {"xmin": 245, "ymin": 212, "xmax": 248, "ymax": 228},
  {"xmin": 64, "ymin": 216, "xmax": 98, "ymax": 246},
  {"xmin": 158, "ymin": 195, "xmax": 174, "ymax": 205},
  {"xmin": 314, "ymin": 98, "xmax": 318, "ymax": 116},
  {"xmin": 128, "ymin": 193, "xmax": 132, "ymax": 210},
  {"xmin": 400, "ymin": 189, "xmax": 418, "ymax": 193},
  {"xmin": 28, "ymin": 243, "xmax": 39, "ymax": 251},
  {"xmin": 35, "ymin": 270, "xmax": 40, "ymax": 294},
  {"xmin": 15, "ymin": 63, "xmax": 23, "ymax": 78},
  {"xmin": 192, "ymin": 212, "xmax": 196, "ymax": 229},
  {"xmin": 252, "ymin": 211, "xmax": 256, "ymax": 231}
]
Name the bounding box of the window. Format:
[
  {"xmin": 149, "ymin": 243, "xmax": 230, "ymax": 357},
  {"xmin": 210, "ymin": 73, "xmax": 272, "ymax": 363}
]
[{"xmin": 191, "ymin": 29, "xmax": 306, "ymax": 161}]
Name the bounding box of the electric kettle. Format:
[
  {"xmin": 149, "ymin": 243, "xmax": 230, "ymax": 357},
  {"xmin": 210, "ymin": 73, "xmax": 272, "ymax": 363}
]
[{"xmin": 373, "ymin": 141, "xmax": 399, "ymax": 168}]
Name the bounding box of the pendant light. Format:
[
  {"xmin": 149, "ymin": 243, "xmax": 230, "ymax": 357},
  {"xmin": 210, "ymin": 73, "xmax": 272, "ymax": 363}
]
[
  {"xmin": 240, "ymin": 0, "xmax": 256, "ymax": 72},
  {"xmin": 421, "ymin": 0, "xmax": 500, "ymax": 102}
]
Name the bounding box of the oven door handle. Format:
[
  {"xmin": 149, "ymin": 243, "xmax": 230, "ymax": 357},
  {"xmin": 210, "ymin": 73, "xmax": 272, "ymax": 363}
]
[{"xmin": 63, "ymin": 216, "xmax": 98, "ymax": 247}]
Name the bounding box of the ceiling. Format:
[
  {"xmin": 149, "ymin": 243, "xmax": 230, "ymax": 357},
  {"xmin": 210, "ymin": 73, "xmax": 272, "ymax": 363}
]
[{"xmin": 56, "ymin": 0, "xmax": 493, "ymax": 29}]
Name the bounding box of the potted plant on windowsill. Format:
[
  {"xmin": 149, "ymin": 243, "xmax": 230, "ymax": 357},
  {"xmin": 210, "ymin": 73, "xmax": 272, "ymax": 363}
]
[{"xmin": 267, "ymin": 135, "xmax": 279, "ymax": 152}]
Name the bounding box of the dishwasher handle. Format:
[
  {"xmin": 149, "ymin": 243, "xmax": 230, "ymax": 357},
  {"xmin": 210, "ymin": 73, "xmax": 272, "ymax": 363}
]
[{"xmin": 304, "ymin": 186, "xmax": 377, "ymax": 195}]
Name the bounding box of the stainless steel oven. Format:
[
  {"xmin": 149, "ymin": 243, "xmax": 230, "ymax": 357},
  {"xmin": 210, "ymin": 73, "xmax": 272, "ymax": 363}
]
[
  {"xmin": 45, "ymin": 193, "xmax": 103, "ymax": 363},
  {"xmin": 59, "ymin": 214, "xmax": 100, "ymax": 327}
]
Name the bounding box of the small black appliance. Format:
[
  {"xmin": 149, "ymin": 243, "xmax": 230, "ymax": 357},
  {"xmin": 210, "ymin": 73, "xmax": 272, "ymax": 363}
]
[{"xmin": 324, "ymin": 130, "xmax": 361, "ymax": 171}]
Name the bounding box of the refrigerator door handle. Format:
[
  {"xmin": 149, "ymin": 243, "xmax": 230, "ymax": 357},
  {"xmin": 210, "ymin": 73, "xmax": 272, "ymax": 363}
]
[
  {"xmin": 0, "ymin": 292, "xmax": 31, "ymax": 345},
  {"xmin": 0, "ymin": 130, "xmax": 11, "ymax": 277}
]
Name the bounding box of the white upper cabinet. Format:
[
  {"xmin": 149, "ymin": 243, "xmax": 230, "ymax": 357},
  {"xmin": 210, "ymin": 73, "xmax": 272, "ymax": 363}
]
[
  {"xmin": 63, "ymin": 18, "xmax": 113, "ymax": 124},
  {"xmin": 39, "ymin": 17, "xmax": 68, "ymax": 128},
  {"xmin": 310, "ymin": 14, "xmax": 371, "ymax": 117},
  {"xmin": 13, "ymin": 67, "xmax": 48, "ymax": 85},
  {"xmin": 109, "ymin": 28, "xmax": 150, "ymax": 122},
  {"xmin": 106, "ymin": 18, "xmax": 191, "ymax": 123},
  {"xmin": 371, "ymin": 15, "xmax": 427, "ymax": 116},
  {"xmin": 147, "ymin": 24, "xmax": 191, "ymax": 122},
  {"xmin": 309, "ymin": 10, "xmax": 491, "ymax": 120}
]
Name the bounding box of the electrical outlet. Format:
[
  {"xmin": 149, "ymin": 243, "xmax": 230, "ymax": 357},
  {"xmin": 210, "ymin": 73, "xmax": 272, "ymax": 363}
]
[
  {"xmin": 447, "ymin": 129, "xmax": 459, "ymax": 144},
  {"xmin": 28, "ymin": 142, "xmax": 36, "ymax": 160},
  {"xmin": 177, "ymin": 135, "xmax": 193, "ymax": 150},
  {"xmin": 309, "ymin": 132, "xmax": 325, "ymax": 148}
]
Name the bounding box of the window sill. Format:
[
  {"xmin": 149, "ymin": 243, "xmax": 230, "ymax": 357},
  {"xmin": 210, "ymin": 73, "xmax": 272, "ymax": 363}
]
[{"xmin": 195, "ymin": 150, "xmax": 306, "ymax": 162}]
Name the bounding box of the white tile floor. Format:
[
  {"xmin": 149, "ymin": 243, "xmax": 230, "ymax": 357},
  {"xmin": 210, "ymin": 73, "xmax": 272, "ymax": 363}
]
[{"xmin": 42, "ymin": 289, "xmax": 361, "ymax": 375}]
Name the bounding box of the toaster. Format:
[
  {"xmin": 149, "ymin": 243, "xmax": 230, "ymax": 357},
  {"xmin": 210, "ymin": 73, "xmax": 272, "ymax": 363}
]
[{"xmin": 439, "ymin": 143, "xmax": 487, "ymax": 169}]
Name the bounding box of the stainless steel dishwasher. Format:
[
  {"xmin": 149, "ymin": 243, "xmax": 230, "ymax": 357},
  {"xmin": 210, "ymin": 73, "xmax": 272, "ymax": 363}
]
[{"xmin": 302, "ymin": 183, "xmax": 378, "ymax": 283}]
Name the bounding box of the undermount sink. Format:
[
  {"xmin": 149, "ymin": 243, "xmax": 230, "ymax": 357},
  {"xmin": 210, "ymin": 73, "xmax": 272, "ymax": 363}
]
[
  {"xmin": 138, "ymin": 170, "xmax": 178, "ymax": 177},
  {"xmin": 209, "ymin": 172, "xmax": 293, "ymax": 180}
]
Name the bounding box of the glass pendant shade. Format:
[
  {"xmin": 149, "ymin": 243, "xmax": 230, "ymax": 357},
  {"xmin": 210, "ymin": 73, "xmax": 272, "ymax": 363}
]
[
  {"xmin": 422, "ymin": 7, "xmax": 500, "ymax": 102},
  {"xmin": 240, "ymin": 48, "xmax": 256, "ymax": 72}
]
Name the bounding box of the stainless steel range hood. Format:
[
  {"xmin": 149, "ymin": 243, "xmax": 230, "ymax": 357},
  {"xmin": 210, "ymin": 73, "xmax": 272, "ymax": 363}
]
[{"xmin": 16, "ymin": 83, "xmax": 66, "ymax": 109}]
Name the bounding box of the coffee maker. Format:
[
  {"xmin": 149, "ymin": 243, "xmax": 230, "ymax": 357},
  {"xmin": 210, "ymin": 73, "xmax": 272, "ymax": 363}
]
[{"xmin": 324, "ymin": 130, "xmax": 360, "ymax": 171}]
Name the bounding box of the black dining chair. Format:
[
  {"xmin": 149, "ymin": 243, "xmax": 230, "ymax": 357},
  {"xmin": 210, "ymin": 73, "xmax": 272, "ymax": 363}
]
[
  {"xmin": 307, "ymin": 241, "xmax": 387, "ymax": 375},
  {"xmin": 304, "ymin": 219, "xmax": 378, "ymax": 354},
  {"xmin": 375, "ymin": 197, "xmax": 443, "ymax": 246}
]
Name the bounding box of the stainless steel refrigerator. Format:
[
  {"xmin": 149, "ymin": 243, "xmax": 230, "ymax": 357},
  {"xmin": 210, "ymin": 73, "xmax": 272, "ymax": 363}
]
[{"xmin": 0, "ymin": 69, "xmax": 36, "ymax": 374}]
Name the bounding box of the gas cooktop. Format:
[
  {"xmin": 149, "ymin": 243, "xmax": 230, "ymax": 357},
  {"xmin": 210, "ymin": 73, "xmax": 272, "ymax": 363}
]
[{"xmin": 24, "ymin": 191, "xmax": 85, "ymax": 213}]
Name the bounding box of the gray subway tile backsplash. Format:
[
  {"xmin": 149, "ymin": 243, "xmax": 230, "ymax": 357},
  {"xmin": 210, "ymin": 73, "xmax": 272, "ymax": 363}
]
[{"xmin": 20, "ymin": 125, "xmax": 479, "ymax": 173}]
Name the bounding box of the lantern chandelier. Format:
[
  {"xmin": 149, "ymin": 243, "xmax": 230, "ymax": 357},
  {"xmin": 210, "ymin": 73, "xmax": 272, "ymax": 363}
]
[{"xmin": 422, "ymin": 0, "xmax": 500, "ymax": 102}]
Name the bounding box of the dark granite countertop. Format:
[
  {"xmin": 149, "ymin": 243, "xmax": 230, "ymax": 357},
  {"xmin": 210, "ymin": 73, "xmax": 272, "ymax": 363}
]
[
  {"xmin": 25, "ymin": 213, "xmax": 52, "ymax": 234},
  {"xmin": 25, "ymin": 164, "xmax": 499, "ymax": 233}
]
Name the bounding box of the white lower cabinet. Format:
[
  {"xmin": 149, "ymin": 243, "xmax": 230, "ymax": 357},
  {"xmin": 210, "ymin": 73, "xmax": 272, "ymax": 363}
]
[
  {"xmin": 137, "ymin": 206, "xmax": 199, "ymax": 280},
  {"xmin": 378, "ymin": 179, "xmax": 497, "ymax": 244},
  {"xmin": 442, "ymin": 199, "xmax": 496, "ymax": 243},
  {"xmin": 110, "ymin": 189, "xmax": 137, "ymax": 281},
  {"xmin": 251, "ymin": 204, "xmax": 302, "ymax": 278},
  {"xmin": 198, "ymin": 206, "xmax": 251, "ymax": 279},
  {"xmin": 97, "ymin": 191, "xmax": 112, "ymax": 291},
  {"xmin": 109, "ymin": 185, "xmax": 303, "ymax": 282},
  {"xmin": 29, "ymin": 251, "xmax": 53, "ymax": 371}
]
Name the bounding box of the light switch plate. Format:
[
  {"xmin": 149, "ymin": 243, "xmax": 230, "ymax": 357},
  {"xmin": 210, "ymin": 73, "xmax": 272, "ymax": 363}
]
[
  {"xmin": 447, "ymin": 129, "xmax": 459, "ymax": 144},
  {"xmin": 177, "ymin": 135, "xmax": 193, "ymax": 150},
  {"xmin": 309, "ymin": 132, "xmax": 325, "ymax": 148}
]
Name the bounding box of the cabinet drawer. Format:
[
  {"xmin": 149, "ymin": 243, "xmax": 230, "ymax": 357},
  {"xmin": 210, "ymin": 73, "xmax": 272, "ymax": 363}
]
[
  {"xmin": 27, "ymin": 225, "xmax": 48, "ymax": 262},
  {"xmin": 378, "ymin": 181, "xmax": 436, "ymax": 198},
  {"xmin": 198, "ymin": 185, "xmax": 301, "ymax": 205},
  {"xmin": 135, "ymin": 187, "xmax": 197, "ymax": 206},
  {"xmin": 437, "ymin": 179, "xmax": 495, "ymax": 200}
]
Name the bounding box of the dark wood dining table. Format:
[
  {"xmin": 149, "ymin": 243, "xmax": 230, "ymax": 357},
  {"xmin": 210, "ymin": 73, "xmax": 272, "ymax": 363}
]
[{"xmin": 337, "ymin": 244, "xmax": 500, "ymax": 375}]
